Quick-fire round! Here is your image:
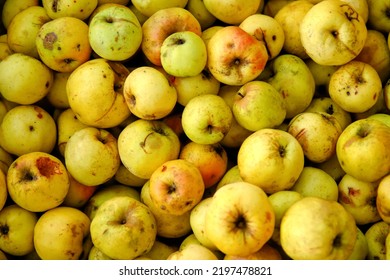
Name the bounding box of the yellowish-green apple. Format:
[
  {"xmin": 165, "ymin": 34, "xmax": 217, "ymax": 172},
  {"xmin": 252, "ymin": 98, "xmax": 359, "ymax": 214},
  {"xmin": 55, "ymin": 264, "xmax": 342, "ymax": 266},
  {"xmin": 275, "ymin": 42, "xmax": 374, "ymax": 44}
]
[
  {"xmin": 1, "ymin": 0, "xmax": 39, "ymax": 30},
  {"xmin": 0, "ymin": 204, "xmax": 38, "ymax": 256},
  {"xmin": 118, "ymin": 119, "xmax": 181, "ymax": 179},
  {"xmin": 181, "ymin": 94, "xmax": 233, "ymax": 145},
  {"xmin": 0, "ymin": 53, "xmax": 53, "ymax": 105},
  {"xmin": 280, "ymin": 196, "xmax": 357, "ymax": 260},
  {"xmin": 336, "ymin": 118, "xmax": 390, "ymax": 183},
  {"xmin": 305, "ymin": 59, "xmax": 339, "ymax": 91},
  {"xmin": 42, "ymin": 0, "xmax": 97, "ymax": 20},
  {"xmin": 287, "ymin": 112, "xmax": 343, "ymax": 163},
  {"xmin": 376, "ymin": 174, "xmax": 390, "ymax": 224},
  {"xmin": 215, "ymin": 165, "xmax": 244, "ymax": 191},
  {"xmin": 66, "ymin": 58, "xmax": 131, "ymax": 128},
  {"xmin": 203, "ymin": 0, "xmax": 261, "ymax": 25},
  {"xmin": 123, "ymin": 66, "xmax": 177, "ymax": 120},
  {"xmin": 338, "ymin": 173, "xmax": 381, "ymax": 225},
  {"xmin": 6, "ymin": 6, "xmax": 51, "ymax": 59},
  {"xmin": 264, "ymin": 54, "xmax": 316, "ymax": 119},
  {"xmin": 263, "ymin": 0, "xmax": 294, "ymax": 17},
  {"xmin": 207, "ymin": 25, "xmax": 268, "ymax": 86},
  {"xmin": 131, "ymin": 0, "xmax": 188, "ymax": 17},
  {"xmin": 237, "ymin": 128, "xmax": 305, "ymax": 194},
  {"xmin": 315, "ymin": 153, "xmax": 346, "ymax": 182},
  {"xmin": 149, "ymin": 159, "xmax": 205, "ymax": 216},
  {"xmin": 61, "ymin": 173, "xmax": 98, "ymax": 209},
  {"xmin": 224, "ymin": 243, "xmax": 282, "ymax": 260},
  {"xmin": 348, "ymin": 227, "xmax": 368, "ymax": 260},
  {"xmin": 367, "ymin": 113, "xmax": 390, "ymax": 128},
  {"xmin": 140, "ymin": 180, "xmax": 192, "ymax": 238},
  {"xmin": 0, "ymin": 41, "xmax": 13, "ymax": 61},
  {"xmin": 179, "ymin": 142, "xmax": 228, "ymax": 189},
  {"xmin": 114, "ymin": 164, "xmax": 148, "ymax": 188},
  {"xmin": 328, "ymin": 60, "xmax": 382, "ymax": 113},
  {"xmin": 64, "ymin": 127, "xmax": 120, "ymax": 186},
  {"xmin": 186, "ymin": 0, "xmax": 216, "ymax": 30},
  {"xmin": 167, "ymin": 243, "xmax": 218, "ymax": 260},
  {"xmin": 142, "ymin": 240, "xmax": 178, "ymax": 260},
  {"xmin": 291, "ymin": 166, "xmax": 339, "ymax": 201},
  {"xmin": 128, "ymin": 4, "xmax": 148, "ymax": 26},
  {"xmin": 0, "ymin": 249, "xmax": 6, "ymax": 260},
  {"xmin": 46, "ymin": 72, "xmax": 71, "ymax": 109},
  {"xmin": 299, "ymin": 0, "xmax": 367, "ymax": 65},
  {"xmin": 364, "ymin": 221, "xmax": 390, "ymax": 260},
  {"xmin": 273, "ymin": 0, "xmax": 313, "ymax": 59},
  {"xmin": 0, "ymin": 146, "xmax": 14, "ymax": 176},
  {"xmin": 141, "ymin": 7, "xmax": 202, "ymax": 66},
  {"xmin": 88, "ymin": 4, "xmax": 142, "ymax": 61},
  {"xmin": 34, "ymin": 206, "xmax": 90, "ymax": 260},
  {"xmin": 366, "ymin": 0, "xmax": 390, "ymax": 33},
  {"xmin": 268, "ymin": 190, "xmax": 303, "ymax": 228},
  {"xmin": 0, "ymin": 169, "xmax": 6, "ymax": 211},
  {"xmin": 201, "ymin": 25, "xmax": 224, "ymax": 48},
  {"xmin": 6, "ymin": 152, "xmax": 69, "ymax": 212},
  {"xmin": 90, "ymin": 196, "xmax": 157, "ymax": 260},
  {"xmin": 88, "ymin": 245, "xmax": 112, "ymax": 260},
  {"xmin": 0, "ymin": 105, "xmax": 57, "ymax": 157},
  {"xmin": 232, "ymin": 80, "xmax": 286, "ymax": 132},
  {"xmin": 36, "ymin": 16, "xmax": 92, "ymax": 72}
]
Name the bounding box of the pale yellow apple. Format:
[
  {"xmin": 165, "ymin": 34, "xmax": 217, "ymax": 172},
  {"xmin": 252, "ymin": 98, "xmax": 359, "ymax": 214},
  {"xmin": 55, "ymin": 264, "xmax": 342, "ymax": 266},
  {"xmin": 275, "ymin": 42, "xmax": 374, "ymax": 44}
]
[
  {"xmin": 376, "ymin": 174, "xmax": 390, "ymax": 224},
  {"xmin": 268, "ymin": 190, "xmax": 303, "ymax": 228},
  {"xmin": 0, "ymin": 53, "xmax": 53, "ymax": 105},
  {"xmin": 224, "ymin": 243, "xmax": 282, "ymax": 260},
  {"xmin": 186, "ymin": 0, "xmax": 216, "ymax": 30},
  {"xmin": 128, "ymin": 4, "xmax": 148, "ymax": 26},
  {"xmin": 263, "ymin": 0, "xmax": 294, "ymax": 17},
  {"xmin": 315, "ymin": 153, "xmax": 346, "ymax": 183},
  {"xmin": 90, "ymin": 196, "xmax": 157, "ymax": 260},
  {"xmin": 0, "ymin": 169, "xmax": 6, "ymax": 211},
  {"xmin": 280, "ymin": 196, "xmax": 357, "ymax": 260},
  {"xmin": 114, "ymin": 164, "xmax": 148, "ymax": 188},
  {"xmin": 131, "ymin": 0, "xmax": 188, "ymax": 17},
  {"xmin": 34, "ymin": 206, "xmax": 90, "ymax": 260},
  {"xmin": 1, "ymin": 0, "xmax": 39, "ymax": 30},
  {"xmin": 167, "ymin": 243, "xmax": 219, "ymax": 260},
  {"xmin": 201, "ymin": 25, "xmax": 224, "ymax": 48},
  {"xmin": 348, "ymin": 227, "xmax": 368, "ymax": 260},
  {"xmin": 365, "ymin": 221, "xmax": 390, "ymax": 260},
  {"xmin": 205, "ymin": 181, "xmax": 275, "ymax": 257},
  {"xmin": 61, "ymin": 173, "xmax": 97, "ymax": 209},
  {"xmin": 366, "ymin": 0, "xmax": 390, "ymax": 33},
  {"xmin": 305, "ymin": 59, "xmax": 340, "ymax": 90},
  {"xmin": 42, "ymin": 0, "xmax": 97, "ymax": 20},
  {"xmin": 46, "ymin": 72, "xmax": 71, "ymax": 109},
  {"xmin": 215, "ymin": 164, "xmax": 244, "ymax": 191},
  {"xmin": 88, "ymin": 245, "xmax": 112, "ymax": 260},
  {"xmin": 142, "ymin": 240, "xmax": 178, "ymax": 260}
]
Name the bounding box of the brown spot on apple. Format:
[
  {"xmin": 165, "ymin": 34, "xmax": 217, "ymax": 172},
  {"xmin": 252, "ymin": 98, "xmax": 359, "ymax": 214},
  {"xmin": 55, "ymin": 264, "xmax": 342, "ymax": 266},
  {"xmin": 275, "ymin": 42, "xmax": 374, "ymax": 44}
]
[
  {"xmin": 339, "ymin": 192, "xmax": 351, "ymax": 204},
  {"xmin": 36, "ymin": 157, "xmax": 63, "ymax": 177},
  {"xmin": 43, "ymin": 32, "xmax": 57, "ymax": 50},
  {"xmin": 348, "ymin": 187, "xmax": 360, "ymax": 196},
  {"xmin": 265, "ymin": 211, "xmax": 272, "ymax": 222},
  {"xmin": 51, "ymin": 0, "xmax": 59, "ymax": 12}
]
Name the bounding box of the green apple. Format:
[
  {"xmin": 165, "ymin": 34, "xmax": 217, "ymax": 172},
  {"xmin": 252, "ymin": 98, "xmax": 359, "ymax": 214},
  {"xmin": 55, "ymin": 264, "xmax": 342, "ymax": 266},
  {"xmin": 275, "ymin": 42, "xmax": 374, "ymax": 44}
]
[
  {"xmin": 6, "ymin": 6, "xmax": 51, "ymax": 58},
  {"xmin": 181, "ymin": 94, "xmax": 233, "ymax": 145},
  {"xmin": 338, "ymin": 173, "xmax": 381, "ymax": 225},
  {"xmin": 367, "ymin": 113, "xmax": 390, "ymax": 128},
  {"xmin": 89, "ymin": 3, "xmax": 142, "ymax": 61},
  {"xmin": 66, "ymin": 58, "xmax": 131, "ymax": 128},
  {"xmin": 232, "ymin": 80, "xmax": 286, "ymax": 132},
  {"xmin": 42, "ymin": 0, "xmax": 97, "ymax": 20},
  {"xmin": 268, "ymin": 190, "xmax": 303, "ymax": 228},
  {"xmin": 160, "ymin": 31, "xmax": 207, "ymax": 77},
  {"xmin": 365, "ymin": 221, "xmax": 390, "ymax": 260},
  {"xmin": 118, "ymin": 119, "xmax": 181, "ymax": 180},
  {"xmin": 376, "ymin": 174, "xmax": 390, "ymax": 224},
  {"xmin": 348, "ymin": 227, "xmax": 368, "ymax": 260},
  {"xmin": 328, "ymin": 60, "xmax": 382, "ymax": 113},
  {"xmin": 305, "ymin": 59, "xmax": 339, "ymax": 91},
  {"xmin": 36, "ymin": 16, "xmax": 92, "ymax": 72},
  {"xmin": 237, "ymin": 128, "xmax": 305, "ymax": 194},
  {"xmin": 123, "ymin": 66, "xmax": 177, "ymax": 120},
  {"xmin": 280, "ymin": 196, "xmax": 357, "ymax": 260},
  {"xmin": 34, "ymin": 206, "xmax": 90, "ymax": 260},
  {"xmin": 114, "ymin": 164, "xmax": 148, "ymax": 188},
  {"xmin": 0, "ymin": 53, "xmax": 53, "ymax": 105},
  {"xmin": 336, "ymin": 118, "xmax": 390, "ymax": 183},
  {"xmin": 131, "ymin": 0, "xmax": 188, "ymax": 17},
  {"xmin": 215, "ymin": 164, "xmax": 244, "ymax": 191},
  {"xmin": 287, "ymin": 112, "xmax": 343, "ymax": 163},
  {"xmin": 0, "ymin": 105, "xmax": 57, "ymax": 156},
  {"xmin": 207, "ymin": 25, "xmax": 268, "ymax": 86},
  {"xmin": 1, "ymin": 0, "xmax": 39, "ymax": 30},
  {"xmin": 90, "ymin": 196, "xmax": 157, "ymax": 260},
  {"xmin": 300, "ymin": 0, "xmax": 367, "ymax": 65},
  {"xmin": 291, "ymin": 166, "xmax": 339, "ymax": 201},
  {"xmin": 64, "ymin": 127, "xmax": 120, "ymax": 187},
  {"xmin": 264, "ymin": 54, "xmax": 315, "ymax": 119},
  {"xmin": 186, "ymin": 0, "xmax": 216, "ymax": 30},
  {"xmin": 205, "ymin": 181, "xmax": 275, "ymax": 257}
]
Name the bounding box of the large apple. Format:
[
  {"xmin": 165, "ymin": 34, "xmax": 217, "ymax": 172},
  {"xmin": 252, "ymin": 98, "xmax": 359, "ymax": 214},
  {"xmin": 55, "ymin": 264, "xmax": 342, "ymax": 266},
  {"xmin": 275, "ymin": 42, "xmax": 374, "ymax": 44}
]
[
  {"xmin": 34, "ymin": 206, "xmax": 90, "ymax": 260},
  {"xmin": 237, "ymin": 128, "xmax": 305, "ymax": 194},
  {"xmin": 64, "ymin": 127, "xmax": 120, "ymax": 187},
  {"xmin": 280, "ymin": 196, "xmax": 357, "ymax": 259},
  {"xmin": 42, "ymin": 0, "xmax": 97, "ymax": 20},
  {"xmin": 117, "ymin": 119, "xmax": 181, "ymax": 180},
  {"xmin": 88, "ymin": 4, "xmax": 142, "ymax": 61},
  {"xmin": 336, "ymin": 118, "xmax": 390, "ymax": 183},
  {"xmin": 205, "ymin": 181, "xmax": 275, "ymax": 257},
  {"xmin": 207, "ymin": 25, "xmax": 268, "ymax": 86},
  {"xmin": 300, "ymin": 0, "xmax": 367, "ymax": 65},
  {"xmin": 90, "ymin": 196, "xmax": 157, "ymax": 260}
]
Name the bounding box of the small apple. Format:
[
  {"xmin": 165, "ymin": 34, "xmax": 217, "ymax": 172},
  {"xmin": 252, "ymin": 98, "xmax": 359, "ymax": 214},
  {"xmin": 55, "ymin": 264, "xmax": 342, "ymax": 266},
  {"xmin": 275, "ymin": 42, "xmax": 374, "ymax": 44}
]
[
  {"xmin": 186, "ymin": 0, "xmax": 216, "ymax": 30},
  {"xmin": 42, "ymin": 0, "xmax": 97, "ymax": 20},
  {"xmin": 88, "ymin": 245, "xmax": 112, "ymax": 260},
  {"xmin": 263, "ymin": 0, "xmax": 294, "ymax": 17},
  {"xmin": 0, "ymin": 146, "xmax": 14, "ymax": 176},
  {"xmin": 0, "ymin": 41, "xmax": 13, "ymax": 61},
  {"xmin": 6, "ymin": 151, "xmax": 70, "ymax": 212},
  {"xmin": 114, "ymin": 164, "xmax": 148, "ymax": 188},
  {"xmin": 34, "ymin": 206, "xmax": 90, "ymax": 260},
  {"xmin": 0, "ymin": 204, "xmax": 38, "ymax": 256},
  {"xmin": 88, "ymin": 4, "xmax": 142, "ymax": 61},
  {"xmin": 205, "ymin": 181, "xmax": 275, "ymax": 257},
  {"xmin": 181, "ymin": 94, "xmax": 233, "ymax": 145},
  {"xmin": 207, "ymin": 25, "xmax": 268, "ymax": 86},
  {"xmin": 141, "ymin": 240, "xmax": 178, "ymax": 260},
  {"xmin": 131, "ymin": 0, "xmax": 188, "ymax": 17},
  {"xmin": 315, "ymin": 153, "xmax": 346, "ymax": 182},
  {"xmin": 215, "ymin": 165, "xmax": 244, "ymax": 191},
  {"xmin": 148, "ymin": 159, "xmax": 205, "ymax": 216},
  {"xmin": 305, "ymin": 59, "xmax": 339, "ymax": 91},
  {"xmin": 336, "ymin": 118, "xmax": 390, "ymax": 183},
  {"xmin": 268, "ymin": 190, "xmax": 303, "ymax": 228},
  {"xmin": 280, "ymin": 196, "xmax": 357, "ymax": 260},
  {"xmin": 364, "ymin": 221, "xmax": 390, "ymax": 260},
  {"xmin": 237, "ymin": 128, "xmax": 305, "ymax": 194},
  {"xmin": 64, "ymin": 127, "xmax": 120, "ymax": 187},
  {"xmin": 117, "ymin": 119, "xmax": 181, "ymax": 179},
  {"xmin": 46, "ymin": 71, "xmax": 71, "ymax": 109},
  {"xmin": 376, "ymin": 174, "xmax": 390, "ymax": 224},
  {"xmin": 90, "ymin": 196, "xmax": 157, "ymax": 260}
]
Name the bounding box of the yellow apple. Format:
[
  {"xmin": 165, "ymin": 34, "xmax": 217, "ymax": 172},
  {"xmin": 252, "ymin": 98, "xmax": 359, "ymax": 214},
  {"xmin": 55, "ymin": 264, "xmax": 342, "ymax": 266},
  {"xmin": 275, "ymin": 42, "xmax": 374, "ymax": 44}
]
[
  {"xmin": 215, "ymin": 165, "xmax": 244, "ymax": 191},
  {"xmin": 142, "ymin": 240, "xmax": 178, "ymax": 260},
  {"xmin": 348, "ymin": 227, "xmax": 368, "ymax": 260},
  {"xmin": 376, "ymin": 174, "xmax": 390, "ymax": 224},
  {"xmin": 315, "ymin": 153, "xmax": 346, "ymax": 182},
  {"xmin": 0, "ymin": 146, "xmax": 13, "ymax": 176},
  {"xmin": 167, "ymin": 243, "xmax": 219, "ymax": 260},
  {"xmin": 0, "ymin": 169, "xmax": 6, "ymax": 211},
  {"xmin": 224, "ymin": 243, "xmax": 282, "ymax": 260},
  {"xmin": 131, "ymin": 0, "xmax": 188, "ymax": 17},
  {"xmin": 46, "ymin": 72, "xmax": 71, "ymax": 109},
  {"xmin": 268, "ymin": 190, "xmax": 303, "ymax": 228},
  {"xmin": 186, "ymin": 0, "xmax": 216, "ymax": 30},
  {"xmin": 1, "ymin": 0, "xmax": 39, "ymax": 30},
  {"xmin": 88, "ymin": 245, "xmax": 112, "ymax": 260},
  {"xmin": 61, "ymin": 173, "xmax": 97, "ymax": 209},
  {"xmin": 114, "ymin": 164, "xmax": 148, "ymax": 188},
  {"xmin": 42, "ymin": 0, "xmax": 97, "ymax": 20},
  {"xmin": 366, "ymin": 0, "xmax": 390, "ymax": 33},
  {"xmin": 365, "ymin": 221, "xmax": 390, "ymax": 260}
]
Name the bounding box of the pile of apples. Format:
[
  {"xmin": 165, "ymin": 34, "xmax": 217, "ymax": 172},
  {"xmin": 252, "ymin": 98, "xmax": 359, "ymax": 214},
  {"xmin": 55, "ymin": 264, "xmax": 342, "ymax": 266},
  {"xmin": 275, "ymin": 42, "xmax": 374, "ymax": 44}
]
[{"xmin": 0, "ymin": 0, "xmax": 390, "ymax": 261}]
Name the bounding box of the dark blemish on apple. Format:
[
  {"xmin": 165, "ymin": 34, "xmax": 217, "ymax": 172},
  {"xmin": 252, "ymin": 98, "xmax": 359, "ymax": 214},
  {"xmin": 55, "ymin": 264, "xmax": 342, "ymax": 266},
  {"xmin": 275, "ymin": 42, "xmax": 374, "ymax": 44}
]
[
  {"xmin": 34, "ymin": 107, "xmax": 43, "ymax": 118},
  {"xmin": 76, "ymin": 44, "xmax": 81, "ymax": 51},
  {"xmin": 29, "ymin": 125, "xmax": 34, "ymax": 131},
  {"xmin": 348, "ymin": 187, "xmax": 360, "ymax": 197},
  {"xmin": 339, "ymin": 192, "xmax": 351, "ymax": 204},
  {"xmin": 340, "ymin": 4, "xmax": 359, "ymax": 22},
  {"xmin": 43, "ymin": 32, "xmax": 57, "ymax": 50},
  {"xmin": 36, "ymin": 157, "xmax": 63, "ymax": 177},
  {"xmin": 45, "ymin": 81, "xmax": 50, "ymax": 88},
  {"xmin": 185, "ymin": 200, "xmax": 192, "ymax": 206},
  {"xmin": 0, "ymin": 224, "xmax": 9, "ymax": 236},
  {"xmin": 161, "ymin": 165, "xmax": 167, "ymax": 172},
  {"xmin": 57, "ymin": 46, "xmax": 61, "ymax": 51},
  {"xmin": 265, "ymin": 211, "xmax": 272, "ymax": 222},
  {"xmin": 51, "ymin": 0, "xmax": 59, "ymax": 12},
  {"xmin": 332, "ymin": 234, "xmax": 342, "ymax": 248},
  {"xmin": 70, "ymin": 224, "xmax": 78, "ymax": 237},
  {"xmin": 66, "ymin": 250, "xmax": 76, "ymax": 258},
  {"xmin": 160, "ymin": 205, "xmax": 166, "ymax": 211},
  {"xmin": 64, "ymin": 58, "xmax": 75, "ymax": 64}
]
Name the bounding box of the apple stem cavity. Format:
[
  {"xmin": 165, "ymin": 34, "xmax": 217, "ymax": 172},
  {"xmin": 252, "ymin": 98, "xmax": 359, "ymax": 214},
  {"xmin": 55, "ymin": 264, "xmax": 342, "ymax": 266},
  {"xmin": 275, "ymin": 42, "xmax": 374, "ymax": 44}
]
[{"xmin": 234, "ymin": 215, "xmax": 247, "ymax": 229}]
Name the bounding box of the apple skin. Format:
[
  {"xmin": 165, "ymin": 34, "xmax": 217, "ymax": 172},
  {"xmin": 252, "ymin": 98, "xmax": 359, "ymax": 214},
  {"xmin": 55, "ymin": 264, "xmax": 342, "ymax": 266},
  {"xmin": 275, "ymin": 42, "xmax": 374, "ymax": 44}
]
[
  {"xmin": 224, "ymin": 243, "xmax": 282, "ymax": 260},
  {"xmin": 207, "ymin": 25, "xmax": 268, "ymax": 86},
  {"xmin": 336, "ymin": 118, "xmax": 390, "ymax": 183},
  {"xmin": 205, "ymin": 181, "xmax": 275, "ymax": 257},
  {"xmin": 366, "ymin": 0, "xmax": 390, "ymax": 33},
  {"xmin": 118, "ymin": 119, "xmax": 181, "ymax": 180},
  {"xmin": 364, "ymin": 221, "xmax": 390, "ymax": 260},
  {"xmin": 0, "ymin": 169, "xmax": 6, "ymax": 211},
  {"xmin": 1, "ymin": 0, "xmax": 40, "ymax": 30},
  {"xmin": 280, "ymin": 196, "xmax": 357, "ymax": 260},
  {"xmin": 61, "ymin": 173, "xmax": 98, "ymax": 209},
  {"xmin": 141, "ymin": 7, "xmax": 202, "ymax": 66},
  {"xmin": 167, "ymin": 243, "xmax": 218, "ymax": 260},
  {"xmin": 186, "ymin": 0, "xmax": 216, "ymax": 30},
  {"xmin": 142, "ymin": 240, "xmax": 177, "ymax": 260},
  {"xmin": 348, "ymin": 227, "xmax": 368, "ymax": 260},
  {"xmin": 64, "ymin": 127, "xmax": 120, "ymax": 187},
  {"xmin": 34, "ymin": 206, "xmax": 90, "ymax": 260},
  {"xmin": 131, "ymin": 0, "xmax": 188, "ymax": 17},
  {"xmin": 90, "ymin": 196, "xmax": 157, "ymax": 260},
  {"xmin": 114, "ymin": 164, "xmax": 148, "ymax": 188},
  {"xmin": 376, "ymin": 174, "xmax": 390, "ymax": 224},
  {"xmin": 46, "ymin": 71, "xmax": 71, "ymax": 109},
  {"xmin": 42, "ymin": 0, "xmax": 97, "ymax": 20},
  {"xmin": 88, "ymin": 4, "xmax": 142, "ymax": 61},
  {"xmin": 0, "ymin": 204, "xmax": 38, "ymax": 256}
]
